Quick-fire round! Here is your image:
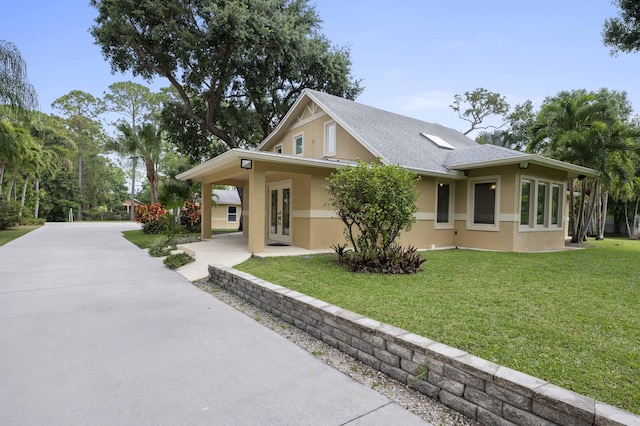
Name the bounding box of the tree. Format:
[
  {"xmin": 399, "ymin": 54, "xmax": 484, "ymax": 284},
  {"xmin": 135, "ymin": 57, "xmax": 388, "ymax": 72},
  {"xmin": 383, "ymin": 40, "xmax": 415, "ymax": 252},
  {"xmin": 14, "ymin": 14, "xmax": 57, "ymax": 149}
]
[
  {"xmin": 326, "ymin": 161, "xmax": 423, "ymax": 273},
  {"xmin": 450, "ymin": 88, "xmax": 510, "ymax": 136},
  {"xmin": 528, "ymin": 90, "xmax": 638, "ymax": 242},
  {"xmin": 0, "ymin": 40, "xmax": 37, "ymax": 111},
  {"xmin": 111, "ymin": 122, "xmax": 162, "ymax": 205},
  {"xmin": 104, "ymin": 82, "xmax": 165, "ymax": 214},
  {"xmin": 603, "ymin": 0, "xmax": 640, "ymax": 55},
  {"xmin": 51, "ymin": 90, "xmax": 105, "ymax": 220},
  {"xmin": 90, "ymin": 0, "xmax": 362, "ymax": 153}
]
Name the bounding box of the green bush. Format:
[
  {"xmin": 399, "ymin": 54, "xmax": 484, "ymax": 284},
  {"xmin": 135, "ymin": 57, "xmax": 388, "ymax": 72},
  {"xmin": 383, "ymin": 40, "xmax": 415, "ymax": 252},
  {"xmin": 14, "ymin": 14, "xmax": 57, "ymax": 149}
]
[
  {"xmin": 19, "ymin": 217, "xmax": 45, "ymax": 226},
  {"xmin": 326, "ymin": 160, "xmax": 421, "ymax": 273},
  {"xmin": 0, "ymin": 200, "xmax": 20, "ymax": 230},
  {"xmin": 335, "ymin": 244, "xmax": 426, "ymax": 274},
  {"xmin": 148, "ymin": 239, "xmax": 176, "ymax": 257},
  {"xmin": 163, "ymin": 252, "xmax": 195, "ymax": 269}
]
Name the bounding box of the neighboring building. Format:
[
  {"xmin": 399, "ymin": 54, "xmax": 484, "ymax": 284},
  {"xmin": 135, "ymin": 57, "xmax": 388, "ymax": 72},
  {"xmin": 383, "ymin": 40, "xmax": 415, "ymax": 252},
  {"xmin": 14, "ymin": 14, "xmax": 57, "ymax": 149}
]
[
  {"xmin": 121, "ymin": 199, "xmax": 143, "ymax": 214},
  {"xmin": 177, "ymin": 89, "xmax": 597, "ymax": 253},
  {"xmin": 211, "ymin": 188, "xmax": 242, "ymax": 230}
]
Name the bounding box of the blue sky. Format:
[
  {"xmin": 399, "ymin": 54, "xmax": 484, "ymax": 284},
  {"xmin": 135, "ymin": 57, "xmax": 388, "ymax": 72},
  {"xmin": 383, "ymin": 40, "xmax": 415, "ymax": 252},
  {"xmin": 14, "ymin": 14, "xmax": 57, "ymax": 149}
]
[{"xmin": 1, "ymin": 1, "xmax": 638, "ymax": 137}]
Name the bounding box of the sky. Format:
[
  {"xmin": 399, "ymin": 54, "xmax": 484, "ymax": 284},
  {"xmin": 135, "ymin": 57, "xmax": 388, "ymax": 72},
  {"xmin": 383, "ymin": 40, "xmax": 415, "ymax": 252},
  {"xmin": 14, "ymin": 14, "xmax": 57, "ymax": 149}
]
[{"xmin": 1, "ymin": 0, "xmax": 638, "ymax": 138}]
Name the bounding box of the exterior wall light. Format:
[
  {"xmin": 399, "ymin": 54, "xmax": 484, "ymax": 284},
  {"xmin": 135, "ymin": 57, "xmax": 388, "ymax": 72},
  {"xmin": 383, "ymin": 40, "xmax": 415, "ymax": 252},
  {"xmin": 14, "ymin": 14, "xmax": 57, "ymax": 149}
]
[
  {"xmin": 519, "ymin": 162, "xmax": 529, "ymax": 170},
  {"xmin": 240, "ymin": 159, "xmax": 253, "ymax": 169}
]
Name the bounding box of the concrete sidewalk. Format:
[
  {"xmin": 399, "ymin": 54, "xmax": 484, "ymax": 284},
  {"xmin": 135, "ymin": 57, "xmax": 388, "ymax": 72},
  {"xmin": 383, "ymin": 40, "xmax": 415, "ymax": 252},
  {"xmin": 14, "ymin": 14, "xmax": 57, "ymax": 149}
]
[
  {"xmin": 176, "ymin": 232, "xmax": 333, "ymax": 281},
  {"xmin": 0, "ymin": 222, "xmax": 428, "ymax": 425}
]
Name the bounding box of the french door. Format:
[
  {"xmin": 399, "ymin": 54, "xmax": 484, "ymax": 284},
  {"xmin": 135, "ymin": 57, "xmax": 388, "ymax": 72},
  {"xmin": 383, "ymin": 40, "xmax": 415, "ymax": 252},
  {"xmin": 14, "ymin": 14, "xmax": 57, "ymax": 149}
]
[{"xmin": 267, "ymin": 181, "xmax": 292, "ymax": 245}]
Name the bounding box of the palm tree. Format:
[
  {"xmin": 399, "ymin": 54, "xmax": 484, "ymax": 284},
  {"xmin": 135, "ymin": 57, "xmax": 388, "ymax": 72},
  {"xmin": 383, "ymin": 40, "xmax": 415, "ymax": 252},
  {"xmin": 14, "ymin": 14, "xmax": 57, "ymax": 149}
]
[
  {"xmin": 0, "ymin": 40, "xmax": 37, "ymax": 111},
  {"xmin": 111, "ymin": 122, "xmax": 163, "ymax": 219},
  {"xmin": 529, "ymin": 92, "xmax": 637, "ymax": 242}
]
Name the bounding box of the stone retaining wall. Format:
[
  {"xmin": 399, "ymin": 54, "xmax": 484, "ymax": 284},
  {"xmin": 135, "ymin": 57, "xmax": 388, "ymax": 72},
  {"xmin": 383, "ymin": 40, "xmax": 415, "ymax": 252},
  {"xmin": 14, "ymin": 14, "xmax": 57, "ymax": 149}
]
[{"xmin": 208, "ymin": 265, "xmax": 639, "ymax": 426}]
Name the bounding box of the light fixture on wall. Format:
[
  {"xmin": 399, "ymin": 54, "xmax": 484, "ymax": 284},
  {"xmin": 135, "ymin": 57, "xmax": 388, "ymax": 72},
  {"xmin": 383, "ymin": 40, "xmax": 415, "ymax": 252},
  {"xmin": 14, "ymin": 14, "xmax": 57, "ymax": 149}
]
[
  {"xmin": 240, "ymin": 159, "xmax": 253, "ymax": 169},
  {"xmin": 519, "ymin": 162, "xmax": 529, "ymax": 170}
]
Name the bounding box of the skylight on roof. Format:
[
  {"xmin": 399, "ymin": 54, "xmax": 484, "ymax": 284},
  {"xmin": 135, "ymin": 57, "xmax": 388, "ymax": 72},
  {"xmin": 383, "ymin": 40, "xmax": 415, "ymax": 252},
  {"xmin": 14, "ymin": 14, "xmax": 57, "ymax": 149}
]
[{"xmin": 421, "ymin": 133, "xmax": 456, "ymax": 150}]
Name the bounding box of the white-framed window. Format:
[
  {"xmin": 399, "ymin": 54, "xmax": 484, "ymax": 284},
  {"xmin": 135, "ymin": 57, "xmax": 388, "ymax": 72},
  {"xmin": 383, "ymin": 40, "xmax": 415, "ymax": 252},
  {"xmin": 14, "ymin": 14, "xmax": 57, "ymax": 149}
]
[
  {"xmin": 293, "ymin": 133, "xmax": 303, "ymax": 156},
  {"xmin": 274, "ymin": 144, "xmax": 283, "ymax": 154},
  {"xmin": 435, "ymin": 181, "xmax": 454, "ymax": 228},
  {"xmin": 467, "ymin": 176, "xmax": 500, "ymax": 231},
  {"xmin": 227, "ymin": 206, "xmax": 237, "ymax": 222},
  {"xmin": 325, "ymin": 121, "xmax": 336, "ymax": 157},
  {"xmin": 519, "ymin": 176, "xmax": 563, "ymax": 230}
]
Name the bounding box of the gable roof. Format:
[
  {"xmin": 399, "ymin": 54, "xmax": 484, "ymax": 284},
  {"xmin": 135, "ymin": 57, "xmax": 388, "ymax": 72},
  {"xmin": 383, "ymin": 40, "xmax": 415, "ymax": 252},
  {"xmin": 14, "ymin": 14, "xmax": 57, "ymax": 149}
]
[
  {"xmin": 258, "ymin": 89, "xmax": 597, "ymax": 178},
  {"xmin": 213, "ymin": 189, "xmax": 241, "ymax": 205}
]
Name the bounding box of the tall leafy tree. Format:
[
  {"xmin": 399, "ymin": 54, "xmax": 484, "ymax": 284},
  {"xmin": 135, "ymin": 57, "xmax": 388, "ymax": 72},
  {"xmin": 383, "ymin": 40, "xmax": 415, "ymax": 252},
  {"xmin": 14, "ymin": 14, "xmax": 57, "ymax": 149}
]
[
  {"xmin": 603, "ymin": 0, "xmax": 640, "ymax": 54},
  {"xmin": 0, "ymin": 40, "xmax": 37, "ymax": 111},
  {"xmin": 51, "ymin": 90, "xmax": 106, "ymax": 220},
  {"xmin": 90, "ymin": 0, "xmax": 362, "ymax": 154},
  {"xmin": 104, "ymin": 81, "xmax": 164, "ymax": 216}
]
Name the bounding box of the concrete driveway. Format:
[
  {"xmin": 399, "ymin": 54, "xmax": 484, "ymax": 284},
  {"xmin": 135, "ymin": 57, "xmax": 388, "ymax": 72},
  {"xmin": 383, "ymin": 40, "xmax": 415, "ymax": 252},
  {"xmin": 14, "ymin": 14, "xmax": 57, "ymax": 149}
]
[{"xmin": 0, "ymin": 222, "xmax": 428, "ymax": 425}]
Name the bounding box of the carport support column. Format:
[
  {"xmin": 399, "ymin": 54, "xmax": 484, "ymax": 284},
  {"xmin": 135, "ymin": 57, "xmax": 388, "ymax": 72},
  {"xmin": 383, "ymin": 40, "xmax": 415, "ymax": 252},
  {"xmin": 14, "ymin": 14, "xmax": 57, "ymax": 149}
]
[
  {"xmin": 201, "ymin": 182, "xmax": 212, "ymax": 240},
  {"xmin": 248, "ymin": 166, "xmax": 265, "ymax": 254}
]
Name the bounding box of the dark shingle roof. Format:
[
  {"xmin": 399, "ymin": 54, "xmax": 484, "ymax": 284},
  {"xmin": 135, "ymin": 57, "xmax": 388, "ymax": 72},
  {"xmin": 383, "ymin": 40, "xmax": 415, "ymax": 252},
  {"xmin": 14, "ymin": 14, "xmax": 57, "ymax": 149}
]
[{"xmin": 306, "ymin": 89, "xmax": 506, "ymax": 174}]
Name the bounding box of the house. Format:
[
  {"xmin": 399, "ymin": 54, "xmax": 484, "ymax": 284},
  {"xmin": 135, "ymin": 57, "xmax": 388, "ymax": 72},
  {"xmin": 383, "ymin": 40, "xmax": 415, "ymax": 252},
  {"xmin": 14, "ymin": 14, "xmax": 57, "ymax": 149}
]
[
  {"xmin": 121, "ymin": 199, "xmax": 143, "ymax": 214},
  {"xmin": 211, "ymin": 188, "xmax": 242, "ymax": 230},
  {"xmin": 177, "ymin": 89, "xmax": 597, "ymax": 254}
]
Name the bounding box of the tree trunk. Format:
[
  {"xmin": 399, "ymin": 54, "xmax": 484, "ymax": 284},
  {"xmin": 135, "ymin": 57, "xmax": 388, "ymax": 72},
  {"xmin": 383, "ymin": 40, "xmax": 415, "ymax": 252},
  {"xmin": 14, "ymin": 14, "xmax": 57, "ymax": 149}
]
[
  {"xmin": 633, "ymin": 200, "xmax": 640, "ymax": 239},
  {"xmin": 144, "ymin": 157, "xmax": 157, "ymax": 204},
  {"xmin": 130, "ymin": 157, "xmax": 137, "ymax": 221},
  {"xmin": 77, "ymin": 153, "xmax": 83, "ymax": 221},
  {"xmin": 596, "ymin": 192, "xmax": 608, "ymax": 240},
  {"xmin": 19, "ymin": 175, "xmax": 29, "ymax": 216},
  {"xmin": 0, "ymin": 163, "xmax": 5, "ymax": 197},
  {"xmin": 34, "ymin": 177, "xmax": 40, "ymax": 218},
  {"xmin": 571, "ymin": 178, "xmax": 586, "ymax": 243}
]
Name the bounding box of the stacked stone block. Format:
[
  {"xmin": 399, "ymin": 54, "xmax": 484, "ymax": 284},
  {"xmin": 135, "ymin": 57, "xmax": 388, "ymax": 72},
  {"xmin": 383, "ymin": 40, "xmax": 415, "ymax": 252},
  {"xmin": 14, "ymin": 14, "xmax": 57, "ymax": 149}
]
[{"xmin": 208, "ymin": 265, "xmax": 640, "ymax": 426}]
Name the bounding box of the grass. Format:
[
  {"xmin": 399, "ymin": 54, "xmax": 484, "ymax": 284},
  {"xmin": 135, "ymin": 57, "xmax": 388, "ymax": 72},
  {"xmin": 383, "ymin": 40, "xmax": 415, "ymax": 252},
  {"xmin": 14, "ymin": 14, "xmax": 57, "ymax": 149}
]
[
  {"xmin": 122, "ymin": 228, "xmax": 237, "ymax": 249},
  {"xmin": 235, "ymin": 239, "xmax": 640, "ymax": 415},
  {"xmin": 0, "ymin": 225, "xmax": 41, "ymax": 246}
]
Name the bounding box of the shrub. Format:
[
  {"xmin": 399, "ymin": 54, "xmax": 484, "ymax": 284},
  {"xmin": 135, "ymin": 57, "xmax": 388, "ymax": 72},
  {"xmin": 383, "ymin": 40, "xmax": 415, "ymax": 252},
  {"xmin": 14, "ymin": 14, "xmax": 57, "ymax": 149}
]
[
  {"xmin": 180, "ymin": 198, "xmax": 201, "ymax": 232},
  {"xmin": 135, "ymin": 203, "xmax": 168, "ymax": 234},
  {"xmin": 163, "ymin": 252, "xmax": 195, "ymax": 269},
  {"xmin": 334, "ymin": 244, "xmax": 426, "ymax": 274},
  {"xmin": 19, "ymin": 217, "xmax": 45, "ymax": 226},
  {"xmin": 148, "ymin": 238, "xmax": 176, "ymax": 257},
  {"xmin": 326, "ymin": 160, "xmax": 421, "ymax": 273},
  {"xmin": 0, "ymin": 200, "xmax": 20, "ymax": 230}
]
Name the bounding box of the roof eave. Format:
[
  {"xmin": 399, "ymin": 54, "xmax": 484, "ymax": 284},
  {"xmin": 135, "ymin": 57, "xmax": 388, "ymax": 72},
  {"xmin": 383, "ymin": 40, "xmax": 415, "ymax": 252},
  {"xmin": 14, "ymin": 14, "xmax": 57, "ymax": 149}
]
[{"xmin": 446, "ymin": 154, "xmax": 599, "ymax": 178}]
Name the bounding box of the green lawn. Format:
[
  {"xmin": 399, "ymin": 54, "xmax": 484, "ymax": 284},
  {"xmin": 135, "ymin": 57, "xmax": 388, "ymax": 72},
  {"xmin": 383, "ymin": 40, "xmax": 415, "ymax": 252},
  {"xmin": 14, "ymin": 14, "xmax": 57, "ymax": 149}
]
[
  {"xmin": 122, "ymin": 229, "xmax": 237, "ymax": 249},
  {"xmin": 235, "ymin": 239, "xmax": 640, "ymax": 414},
  {"xmin": 0, "ymin": 225, "xmax": 41, "ymax": 246}
]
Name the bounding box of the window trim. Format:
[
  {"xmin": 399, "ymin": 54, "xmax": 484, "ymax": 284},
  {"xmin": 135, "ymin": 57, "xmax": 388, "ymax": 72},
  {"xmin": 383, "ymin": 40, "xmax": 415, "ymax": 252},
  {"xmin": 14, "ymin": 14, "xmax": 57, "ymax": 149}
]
[
  {"xmin": 435, "ymin": 180, "xmax": 454, "ymax": 229},
  {"xmin": 293, "ymin": 133, "xmax": 304, "ymax": 156},
  {"xmin": 519, "ymin": 175, "xmax": 564, "ymax": 231},
  {"xmin": 324, "ymin": 121, "xmax": 337, "ymax": 157},
  {"xmin": 467, "ymin": 176, "xmax": 500, "ymax": 231},
  {"xmin": 227, "ymin": 205, "xmax": 238, "ymax": 223}
]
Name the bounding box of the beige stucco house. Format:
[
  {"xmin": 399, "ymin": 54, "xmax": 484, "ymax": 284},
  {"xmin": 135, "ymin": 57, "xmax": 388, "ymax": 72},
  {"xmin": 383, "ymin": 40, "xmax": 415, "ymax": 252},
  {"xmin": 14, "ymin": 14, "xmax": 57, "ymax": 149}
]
[
  {"xmin": 177, "ymin": 89, "xmax": 597, "ymax": 254},
  {"xmin": 211, "ymin": 188, "xmax": 242, "ymax": 230}
]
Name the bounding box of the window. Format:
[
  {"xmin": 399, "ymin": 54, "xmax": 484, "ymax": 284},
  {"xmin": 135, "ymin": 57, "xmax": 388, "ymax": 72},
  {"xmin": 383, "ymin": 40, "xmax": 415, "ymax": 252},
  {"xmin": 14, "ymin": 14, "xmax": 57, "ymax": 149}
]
[
  {"xmin": 436, "ymin": 182, "xmax": 452, "ymax": 226},
  {"xmin": 294, "ymin": 134, "xmax": 303, "ymax": 155},
  {"xmin": 274, "ymin": 144, "xmax": 283, "ymax": 154},
  {"xmin": 520, "ymin": 180, "xmax": 532, "ymax": 226},
  {"xmin": 325, "ymin": 122, "xmax": 336, "ymax": 156},
  {"xmin": 537, "ymin": 183, "xmax": 547, "ymax": 225},
  {"xmin": 227, "ymin": 206, "xmax": 237, "ymax": 222},
  {"xmin": 473, "ymin": 181, "xmax": 497, "ymax": 225},
  {"xmin": 551, "ymin": 185, "xmax": 561, "ymax": 225},
  {"xmin": 519, "ymin": 177, "xmax": 563, "ymax": 230}
]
